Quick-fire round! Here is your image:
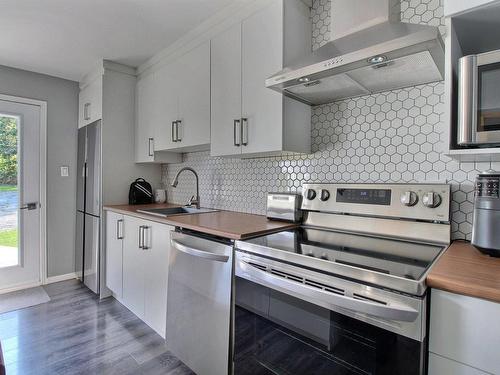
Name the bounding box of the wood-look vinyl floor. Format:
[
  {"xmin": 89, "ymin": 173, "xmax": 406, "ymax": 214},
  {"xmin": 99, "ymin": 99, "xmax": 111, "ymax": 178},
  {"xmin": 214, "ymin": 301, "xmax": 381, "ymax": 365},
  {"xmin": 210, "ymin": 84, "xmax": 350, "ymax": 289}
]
[{"xmin": 0, "ymin": 279, "xmax": 194, "ymax": 375}]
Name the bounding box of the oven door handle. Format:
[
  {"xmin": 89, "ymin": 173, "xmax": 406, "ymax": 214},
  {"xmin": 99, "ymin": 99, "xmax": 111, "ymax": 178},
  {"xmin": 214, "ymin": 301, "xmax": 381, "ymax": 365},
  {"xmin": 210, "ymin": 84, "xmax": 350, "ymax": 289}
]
[
  {"xmin": 171, "ymin": 239, "xmax": 230, "ymax": 263},
  {"xmin": 236, "ymin": 260, "xmax": 419, "ymax": 322}
]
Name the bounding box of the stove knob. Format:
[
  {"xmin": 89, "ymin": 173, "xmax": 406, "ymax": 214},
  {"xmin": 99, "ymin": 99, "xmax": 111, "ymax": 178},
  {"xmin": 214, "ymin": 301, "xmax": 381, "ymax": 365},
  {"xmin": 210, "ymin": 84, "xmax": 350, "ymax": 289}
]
[
  {"xmin": 320, "ymin": 253, "xmax": 328, "ymax": 260},
  {"xmin": 306, "ymin": 189, "xmax": 317, "ymax": 200},
  {"xmin": 320, "ymin": 189, "xmax": 330, "ymax": 201},
  {"xmin": 422, "ymin": 192, "xmax": 442, "ymax": 208},
  {"xmin": 400, "ymin": 191, "xmax": 418, "ymax": 206}
]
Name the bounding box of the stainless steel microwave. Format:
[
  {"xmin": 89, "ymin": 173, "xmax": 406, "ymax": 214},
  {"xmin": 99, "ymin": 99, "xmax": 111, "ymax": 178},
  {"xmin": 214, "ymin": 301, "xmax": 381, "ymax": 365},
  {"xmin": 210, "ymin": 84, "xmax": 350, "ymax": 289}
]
[{"xmin": 458, "ymin": 49, "xmax": 500, "ymax": 146}]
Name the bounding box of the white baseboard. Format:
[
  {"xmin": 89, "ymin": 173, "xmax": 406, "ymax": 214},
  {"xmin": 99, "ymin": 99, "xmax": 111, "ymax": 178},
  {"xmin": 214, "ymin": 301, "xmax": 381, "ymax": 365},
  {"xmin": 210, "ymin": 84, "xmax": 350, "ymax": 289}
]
[
  {"xmin": 0, "ymin": 280, "xmax": 42, "ymax": 294},
  {"xmin": 45, "ymin": 272, "xmax": 77, "ymax": 284}
]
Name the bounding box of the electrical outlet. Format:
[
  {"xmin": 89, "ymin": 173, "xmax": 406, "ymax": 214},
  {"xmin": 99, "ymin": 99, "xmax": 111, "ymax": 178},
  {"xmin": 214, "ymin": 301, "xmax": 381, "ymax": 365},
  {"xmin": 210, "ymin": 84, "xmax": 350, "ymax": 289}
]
[{"xmin": 60, "ymin": 166, "xmax": 69, "ymax": 177}]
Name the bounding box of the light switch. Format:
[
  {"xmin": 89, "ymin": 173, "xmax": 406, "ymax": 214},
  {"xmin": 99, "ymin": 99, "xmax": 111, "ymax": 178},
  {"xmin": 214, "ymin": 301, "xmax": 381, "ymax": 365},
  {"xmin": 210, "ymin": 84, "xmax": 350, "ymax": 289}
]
[{"xmin": 60, "ymin": 166, "xmax": 69, "ymax": 177}]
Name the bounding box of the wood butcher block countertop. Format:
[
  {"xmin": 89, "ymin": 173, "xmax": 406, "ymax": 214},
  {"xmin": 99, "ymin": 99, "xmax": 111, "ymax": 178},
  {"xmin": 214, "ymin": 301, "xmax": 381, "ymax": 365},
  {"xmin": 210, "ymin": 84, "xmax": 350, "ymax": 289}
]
[
  {"xmin": 427, "ymin": 241, "xmax": 500, "ymax": 303},
  {"xmin": 104, "ymin": 203, "xmax": 298, "ymax": 240}
]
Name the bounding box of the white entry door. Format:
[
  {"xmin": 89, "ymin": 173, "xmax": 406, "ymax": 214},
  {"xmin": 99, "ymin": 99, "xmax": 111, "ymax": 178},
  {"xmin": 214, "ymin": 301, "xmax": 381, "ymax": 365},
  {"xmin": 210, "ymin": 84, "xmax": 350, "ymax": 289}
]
[{"xmin": 0, "ymin": 98, "xmax": 42, "ymax": 291}]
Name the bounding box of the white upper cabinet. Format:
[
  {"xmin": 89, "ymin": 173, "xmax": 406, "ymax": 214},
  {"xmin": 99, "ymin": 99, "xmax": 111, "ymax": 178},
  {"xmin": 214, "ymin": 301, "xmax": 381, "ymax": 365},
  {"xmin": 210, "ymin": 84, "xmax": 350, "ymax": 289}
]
[
  {"xmin": 176, "ymin": 41, "xmax": 211, "ymax": 151},
  {"xmin": 78, "ymin": 75, "xmax": 102, "ymax": 128},
  {"xmin": 135, "ymin": 69, "xmax": 182, "ymax": 163},
  {"xmin": 211, "ymin": 0, "xmax": 312, "ymax": 158},
  {"xmin": 136, "ymin": 40, "xmax": 210, "ymax": 156},
  {"xmin": 211, "ymin": 22, "xmax": 243, "ymax": 157},
  {"xmin": 135, "ymin": 71, "xmax": 155, "ymax": 163}
]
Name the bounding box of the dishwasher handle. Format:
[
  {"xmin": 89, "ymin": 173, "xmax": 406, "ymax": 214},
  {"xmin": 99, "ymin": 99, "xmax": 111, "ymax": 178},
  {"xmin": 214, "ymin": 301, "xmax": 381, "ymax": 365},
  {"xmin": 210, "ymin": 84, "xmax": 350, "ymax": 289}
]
[{"xmin": 171, "ymin": 239, "xmax": 230, "ymax": 263}]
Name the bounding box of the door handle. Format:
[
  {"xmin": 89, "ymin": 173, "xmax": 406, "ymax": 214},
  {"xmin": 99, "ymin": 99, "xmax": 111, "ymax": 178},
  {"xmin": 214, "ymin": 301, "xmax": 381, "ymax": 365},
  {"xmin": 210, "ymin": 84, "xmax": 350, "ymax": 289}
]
[
  {"xmin": 176, "ymin": 120, "xmax": 182, "ymax": 142},
  {"xmin": 233, "ymin": 119, "xmax": 241, "ymax": 146},
  {"xmin": 20, "ymin": 202, "xmax": 39, "ymax": 210},
  {"xmin": 241, "ymin": 118, "xmax": 248, "ymax": 146},
  {"xmin": 116, "ymin": 219, "xmax": 124, "ymax": 240},
  {"xmin": 148, "ymin": 137, "xmax": 154, "ymax": 157}
]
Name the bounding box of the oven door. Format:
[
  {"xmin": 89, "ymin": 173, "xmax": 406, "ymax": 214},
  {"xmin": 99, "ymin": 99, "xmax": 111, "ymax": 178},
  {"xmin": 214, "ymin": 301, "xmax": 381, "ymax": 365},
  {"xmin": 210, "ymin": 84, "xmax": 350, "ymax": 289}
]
[
  {"xmin": 458, "ymin": 50, "xmax": 500, "ymax": 146},
  {"xmin": 234, "ymin": 254, "xmax": 428, "ymax": 375}
]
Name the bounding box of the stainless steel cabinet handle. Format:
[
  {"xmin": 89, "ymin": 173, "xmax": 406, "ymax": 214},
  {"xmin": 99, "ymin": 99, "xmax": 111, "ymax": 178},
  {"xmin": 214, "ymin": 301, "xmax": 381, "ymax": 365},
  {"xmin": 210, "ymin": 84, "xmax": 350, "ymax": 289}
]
[
  {"xmin": 233, "ymin": 119, "xmax": 241, "ymax": 147},
  {"xmin": 176, "ymin": 120, "xmax": 182, "ymax": 142},
  {"xmin": 138, "ymin": 226, "xmax": 143, "ymax": 249},
  {"xmin": 148, "ymin": 137, "xmax": 154, "ymax": 157},
  {"xmin": 236, "ymin": 260, "xmax": 419, "ymax": 322},
  {"xmin": 117, "ymin": 219, "xmax": 124, "ymax": 240},
  {"xmin": 171, "ymin": 239, "xmax": 229, "ymax": 263},
  {"xmin": 142, "ymin": 226, "xmax": 150, "ymax": 250},
  {"xmin": 241, "ymin": 118, "xmax": 248, "ymax": 146},
  {"xmin": 84, "ymin": 103, "xmax": 91, "ymax": 120},
  {"xmin": 171, "ymin": 121, "xmax": 176, "ymax": 142}
]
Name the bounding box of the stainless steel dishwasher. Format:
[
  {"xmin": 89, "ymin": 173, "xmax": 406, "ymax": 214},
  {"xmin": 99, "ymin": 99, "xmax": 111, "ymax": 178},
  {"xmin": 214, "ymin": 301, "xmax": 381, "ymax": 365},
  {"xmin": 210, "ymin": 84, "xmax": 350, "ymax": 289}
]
[{"xmin": 166, "ymin": 230, "xmax": 233, "ymax": 375}]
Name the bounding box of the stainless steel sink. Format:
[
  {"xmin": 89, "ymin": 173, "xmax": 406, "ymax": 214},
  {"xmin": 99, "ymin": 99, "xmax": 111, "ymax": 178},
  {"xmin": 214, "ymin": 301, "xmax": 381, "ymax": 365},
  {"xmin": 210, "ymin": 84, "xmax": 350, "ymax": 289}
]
[{"xmin": 136, "ymin": 206, "xmax": 219, "ymax": 218}]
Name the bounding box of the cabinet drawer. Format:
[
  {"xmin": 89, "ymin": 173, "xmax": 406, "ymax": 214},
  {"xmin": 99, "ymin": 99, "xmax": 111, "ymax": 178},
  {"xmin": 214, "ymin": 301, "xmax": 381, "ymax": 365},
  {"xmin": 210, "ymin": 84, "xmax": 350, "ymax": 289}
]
[{"xmin": 430, "ymin": 289, "xmax": 500, "ymax": 374}]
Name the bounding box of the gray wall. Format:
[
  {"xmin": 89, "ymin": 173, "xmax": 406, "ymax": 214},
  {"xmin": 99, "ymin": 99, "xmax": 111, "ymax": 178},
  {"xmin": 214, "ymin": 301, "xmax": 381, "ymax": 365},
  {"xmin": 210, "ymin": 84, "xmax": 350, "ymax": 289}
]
[
  {"xmin": 0, "ymin": 64, "xmax": 79, "ymax": 277},
  {"xmin": 163, "ymin": 0, "xmax": 484, "ymax": 241}
]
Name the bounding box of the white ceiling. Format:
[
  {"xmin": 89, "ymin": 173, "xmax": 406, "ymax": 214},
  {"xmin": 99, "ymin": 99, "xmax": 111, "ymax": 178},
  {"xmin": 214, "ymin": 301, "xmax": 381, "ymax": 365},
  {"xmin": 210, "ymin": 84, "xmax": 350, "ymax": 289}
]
[{"xmin": 0, "ymin": 0, "xmax": 234, "ymax": 81}]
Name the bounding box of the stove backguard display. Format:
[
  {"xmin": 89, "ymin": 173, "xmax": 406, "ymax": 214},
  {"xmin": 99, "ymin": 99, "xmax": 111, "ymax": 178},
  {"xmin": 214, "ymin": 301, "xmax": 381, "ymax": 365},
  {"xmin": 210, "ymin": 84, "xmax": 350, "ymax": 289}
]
[{"xmin": 336, "ymin": 188, "xmax": 392, "ymax": 205}]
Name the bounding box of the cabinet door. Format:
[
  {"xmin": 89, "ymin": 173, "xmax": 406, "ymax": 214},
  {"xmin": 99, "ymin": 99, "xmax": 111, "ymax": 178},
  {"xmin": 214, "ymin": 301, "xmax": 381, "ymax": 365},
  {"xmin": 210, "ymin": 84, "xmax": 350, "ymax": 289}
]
[
  {"xmin": 79, "ymin": 77, "xmax": 103, "ymax": 128},
  {"xmin": 143, "ymin": 222, "xmax": 172, "ymax": 338},
  {"xmin": 241, "ymin": 0, "xmax": 284, "ymax": 154},
  {"xmin": 122, "ymin": 216, "xmax": 145, "ymax": 318},
  {"xmin": 177, "ymin": 41, "xmax": 210, "ymax": 149},
  {"xmin": 210, "ymin": 22, "xmax": 243, "ymax": 157},
  {"xmin": 135, "ymin": 73, "xmax": 155, "ymax": 162},
  {"xmin": 430, "ymin": 289, "xmax": 500, "ymax": 374},
  {"xmin": 154, "ymin": 63, "xmax": 179, "ymax": 151},
  {"xmin": 105, "ymin": 212, "xmax": 123, "ymax": 297}
]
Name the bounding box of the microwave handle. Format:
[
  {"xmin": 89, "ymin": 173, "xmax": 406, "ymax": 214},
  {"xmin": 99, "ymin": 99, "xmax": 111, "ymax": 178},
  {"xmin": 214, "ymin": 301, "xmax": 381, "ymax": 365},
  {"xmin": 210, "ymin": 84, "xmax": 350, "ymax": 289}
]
[{"xmin": 457, "ymin": 55, "xmax": 478, "ymax": 145}]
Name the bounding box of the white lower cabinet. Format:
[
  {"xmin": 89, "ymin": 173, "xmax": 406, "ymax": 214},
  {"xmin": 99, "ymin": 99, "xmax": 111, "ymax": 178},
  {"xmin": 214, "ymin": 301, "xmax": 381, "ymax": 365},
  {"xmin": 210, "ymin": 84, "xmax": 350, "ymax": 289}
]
[
  {"xmin": 106, "ymin": 212, "xmax": 172, "ymax": 338},
  {"xmin": 429, "ymin": 289, "xmax": 500, "ymax": 375},
  {"xmin": 105, "ymin": 211, "xmax": 124, "ymax": 297},
  {"xmin": 122, "ymin": 216, "xmax": 147, "ymax": 318},
  {"xmin": 142, "ymin": 220, "xmax": 170, "ymax": 337}
]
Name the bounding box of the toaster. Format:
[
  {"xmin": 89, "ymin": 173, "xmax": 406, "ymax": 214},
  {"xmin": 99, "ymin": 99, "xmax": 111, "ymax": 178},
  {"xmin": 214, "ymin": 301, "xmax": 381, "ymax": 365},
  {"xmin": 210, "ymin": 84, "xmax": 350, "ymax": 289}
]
[{"xmin": 266, "ymin": 192, "xmax": 302, "ymax": 223}]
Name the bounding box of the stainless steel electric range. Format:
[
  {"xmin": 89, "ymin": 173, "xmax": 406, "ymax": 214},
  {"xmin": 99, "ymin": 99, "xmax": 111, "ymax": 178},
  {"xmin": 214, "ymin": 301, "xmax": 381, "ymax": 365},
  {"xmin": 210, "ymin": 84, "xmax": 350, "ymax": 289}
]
[{"xmin": 233, "ymin": 183, "xmax": 451, "ymax": 375}]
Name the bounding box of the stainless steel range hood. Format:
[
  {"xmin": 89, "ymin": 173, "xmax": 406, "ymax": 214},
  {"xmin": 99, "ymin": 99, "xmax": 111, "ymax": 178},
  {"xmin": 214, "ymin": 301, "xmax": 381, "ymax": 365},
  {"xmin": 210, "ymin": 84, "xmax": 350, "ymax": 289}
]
[{"xmin": 266, "ymin": 0, "xmax": 444, "ymax": 105}]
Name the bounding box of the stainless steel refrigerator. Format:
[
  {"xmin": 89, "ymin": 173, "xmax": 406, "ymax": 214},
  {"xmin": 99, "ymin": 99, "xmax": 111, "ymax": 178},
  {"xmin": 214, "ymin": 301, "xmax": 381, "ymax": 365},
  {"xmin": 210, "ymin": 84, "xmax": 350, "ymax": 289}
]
[{"xmin": 75, "ymin": 121, "xmax": 101, "ymax": 294}]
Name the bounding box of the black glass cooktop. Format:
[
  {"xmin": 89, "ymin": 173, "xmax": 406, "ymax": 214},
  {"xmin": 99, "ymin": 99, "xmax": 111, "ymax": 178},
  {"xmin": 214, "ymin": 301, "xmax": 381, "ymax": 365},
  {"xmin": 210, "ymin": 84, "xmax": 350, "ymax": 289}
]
[{"xmin": 240, "ymin": 228, "xmax": 444, "ymax": 282}]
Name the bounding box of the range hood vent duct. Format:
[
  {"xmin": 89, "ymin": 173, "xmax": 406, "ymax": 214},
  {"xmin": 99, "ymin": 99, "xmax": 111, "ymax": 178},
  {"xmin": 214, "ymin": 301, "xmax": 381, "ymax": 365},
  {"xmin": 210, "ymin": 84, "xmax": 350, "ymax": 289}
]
[{"xmin": 266, "ymin": 0, "xmax": 444, "ymax": 105}]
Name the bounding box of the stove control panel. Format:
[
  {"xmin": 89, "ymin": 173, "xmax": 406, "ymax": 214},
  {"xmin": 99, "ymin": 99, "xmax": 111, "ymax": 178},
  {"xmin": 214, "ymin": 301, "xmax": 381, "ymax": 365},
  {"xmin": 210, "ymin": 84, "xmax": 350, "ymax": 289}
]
[{"xmin": 301, "ymin": 183, "xmax": 451, "ymax": 222}]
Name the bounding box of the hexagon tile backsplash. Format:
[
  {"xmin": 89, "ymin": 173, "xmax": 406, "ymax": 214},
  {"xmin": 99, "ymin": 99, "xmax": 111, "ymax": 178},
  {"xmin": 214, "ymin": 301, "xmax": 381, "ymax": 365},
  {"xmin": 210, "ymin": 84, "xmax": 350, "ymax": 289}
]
[{"xmin": 162, "ymin": 0, "xmax": 493, "ymax": 241}]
